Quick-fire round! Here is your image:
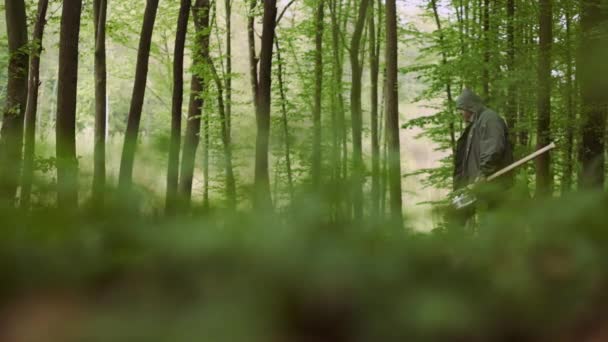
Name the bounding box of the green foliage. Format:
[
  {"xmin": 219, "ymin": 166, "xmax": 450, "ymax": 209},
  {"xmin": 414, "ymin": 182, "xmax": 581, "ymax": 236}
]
[{"xmin": 2, "ymin": 191, "xmax": 608, "ymax": 340}]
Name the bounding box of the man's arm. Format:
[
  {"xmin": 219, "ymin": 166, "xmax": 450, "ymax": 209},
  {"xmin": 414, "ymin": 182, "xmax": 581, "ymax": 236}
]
[{"xmin": 478, "ymin": 112, "xmax": 507, "ymax": 177}]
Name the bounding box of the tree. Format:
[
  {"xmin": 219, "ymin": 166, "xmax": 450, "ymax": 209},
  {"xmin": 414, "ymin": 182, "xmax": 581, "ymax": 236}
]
[
  {"xmin": 275, "ymin": 39, "xmax": 294, "ymax": 200},
  {"xmin": 21, "ymin": 0, "xmax": 49, "ymax": 209},
  {"xmin": 349, "ymin": 0, "xmax": 370, "ymax": 219},
  {"xmin": 505, "ymin": 0, "xmax": 517, "ymax": 136},
  {"xmin": 253, "ymin": 0, "xmax": 278, "ymax": 209},
  {"xmin": 165, "ymin": 0, "xmax": 191, "ymax": 214},
  {"xmin": 56, "ymin": 0, "xmax": 83, "ymax": 208},
  {"xmin": 0, "ymin": 0, "xmax": 28, "ymax": 203},
  {"xmin": 430, "ymin": 0, "xmax": 455, "ymax": 153},
  {"xmin": 561, "ymin": 2, "xmax": 575, "ymax": 193},
  {"xmin": 536, "ymin": 0, "xmax": 553, "ymax": 196},
  {"xmin": 118, "ymin": 0, "xmax": 160, "ymax": 192},
  {"xmin": 311, "ymin": 0, "xmax": 325, "ymax": 190},
  {"xmin": 92, "ymin": 0, "xmax": 108, "ymax": 205},
  {"xmin": 179, "ymin": 0, "xmax": 211, "ymax": 207},
  {"xmin": 225, "ymin": 0, "xmax": 233, "ymax": 138},
  {"xmin": 369, "ymin": 0, "xmax": 381, "ymax": 216},
  {"xmin": 385, "ymin": 0, "xmax": 402, "ymax": 223},
  {"xmin": 578, "ymin": 0, "xmax": 608, "ymax": 188}
]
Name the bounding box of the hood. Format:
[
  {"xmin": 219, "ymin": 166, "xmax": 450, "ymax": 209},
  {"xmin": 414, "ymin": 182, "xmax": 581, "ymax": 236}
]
[{"xmin": 455, "ymin": 89, "xmax": 485, "ymax": 115}]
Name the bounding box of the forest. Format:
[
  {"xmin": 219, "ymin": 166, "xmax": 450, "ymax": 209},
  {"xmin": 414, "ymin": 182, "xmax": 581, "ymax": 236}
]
[{"xmin": 1, "ymin": 0, "xmax": 608, "ymax": 340}]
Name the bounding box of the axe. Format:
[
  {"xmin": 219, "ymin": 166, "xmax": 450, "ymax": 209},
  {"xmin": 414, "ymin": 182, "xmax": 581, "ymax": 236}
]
[{"xmin": 451, "ymin": 142, "xmax": 557, "ymax": 209}]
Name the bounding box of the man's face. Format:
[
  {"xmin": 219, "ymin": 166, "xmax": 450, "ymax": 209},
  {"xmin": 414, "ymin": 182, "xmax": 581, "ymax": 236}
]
[{"xmin": 460, "ymin": 109, "xmax": 474, "ymax": 123}]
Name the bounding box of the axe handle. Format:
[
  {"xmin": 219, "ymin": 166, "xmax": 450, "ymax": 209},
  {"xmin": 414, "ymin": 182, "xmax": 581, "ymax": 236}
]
[{"xmin": 487, "ymin": 142, "xmax": 556, "ymax": 181}]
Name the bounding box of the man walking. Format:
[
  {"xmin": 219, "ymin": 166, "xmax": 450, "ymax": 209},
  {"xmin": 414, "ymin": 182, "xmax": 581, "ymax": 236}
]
[{"xmin": 451, "ymin": 89, "xmax": 514, "ymax": 226}]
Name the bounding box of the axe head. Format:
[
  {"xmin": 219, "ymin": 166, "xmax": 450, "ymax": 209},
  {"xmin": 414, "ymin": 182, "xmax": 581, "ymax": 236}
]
[{"xmin": 451, "ymin": 191, "xmax": 476, "ymax": 210}]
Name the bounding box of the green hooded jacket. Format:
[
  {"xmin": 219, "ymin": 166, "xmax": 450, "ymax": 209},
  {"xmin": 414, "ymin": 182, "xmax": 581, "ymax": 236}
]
[{"xmin": 453, "ymin": 89, "xmax": 514, "ymax": 190}]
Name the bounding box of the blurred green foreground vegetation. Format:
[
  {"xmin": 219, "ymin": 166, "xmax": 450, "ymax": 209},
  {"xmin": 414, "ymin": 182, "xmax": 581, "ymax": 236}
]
[{"xmin": 2, "ymin": 189, "xmax": 608, "ymax": 342}]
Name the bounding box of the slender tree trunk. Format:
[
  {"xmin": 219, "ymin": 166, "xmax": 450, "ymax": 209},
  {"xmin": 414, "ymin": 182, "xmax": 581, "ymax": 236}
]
[
  {"xmin": 21, "ymin": 0, "xmax": 49, "ymax": 209},
  {"xmin": 349, "ymin": 0, "xmax": 370, "ymax": 219},
  {"xmin": 179, "ymin": 0, "xmax": 210, "ymax": 207},
  {"xmin": 225, "ymin": 0, "xmax": 232, "ymax": 137},
  {"xmin": 91, "ymin": 0, "xmax": 108, "ymax": 206},
  {"xmin": 247, "ymin": 0, "xmax": 259, "ymax": 106},
  {"xmin": 430, "ymin": 0, "xmax": 456, "ymax": 153},
  {"xmin": 369, "ymin": 0, "xmax": 380, "ymax": 217},
  {"xmin": 118, "ymin": 0, "xmax": 160, "ymax": 192},
  {"xmin": 506, "ymin": 0, "xmax": 517, "ymax": 140},
  {"xmin": 578, "ymin": 0, "xmax": 608, "ymax": 188},
  {"xmin": 312, "ymin": 0, "xmax": 325, "ymax": 190},
  {"xmin": 329, "ymin": 0, "xmax": 347, "ymax": 217},
  {"xmin": 179, "ymin": 76, "xmax": 202, "ymax": 206},
  {"xmin": 385, "ymin": 0, "xmax": 402, "ymax": 224},
  {"xmin": 206, "ymin": 60, "xmax": 237, "ymax": 209},
  {"xmin": 56, "ymin": 0, "xmax": 83, "ymax": 208},
  {"xmin": 562, "ymin": 6, "xmax": 574, "ymax": 193},
  {"xmin": 0, "ymin": 0, "xmax": 28, "ymax": 203},
  {"xmin": 165, "ymin": 0, "xmax": 191, "ymax": 214},
  {"xmin": 253, "ymin": 0, "xmax": 277, "ymax": 209},
  {"xmin": 482, "ymin": 0, "xmax": 489, "ymax": 99},
  {"xmin": 275, "ymin": 39, "xmax": 294, "ymax": 199},
  {"xmin": 535, "ymin": 0, "xmax": 552, "ymax": 196}
]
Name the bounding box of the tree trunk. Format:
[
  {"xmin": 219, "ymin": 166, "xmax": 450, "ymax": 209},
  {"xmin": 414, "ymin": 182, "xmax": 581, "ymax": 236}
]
[
  {"xmin": 506, "ymin": 0, "xmax": 517, "ymax": 141},
  {"xmin": 535, "ymin": 0, "xmax": 552, "ymax": 197},
  {"xmin": 91, "ymin": 0, "xmax": 108, "ymax": 206},
  {"xmin": 21, "ymin": 0, "xmax": 49, "ymax": 209},
  {"xmin": 312, "ymin": 0, "xmax": 324, "ymax": 190},
  {"xmin": 0, "ymin": 0, "xmax": 28, "ymax": 203},
  {"xmin": 253, "ymin": 0, "xmax": 277, "ymax": 209},
  {"xmin": 247, "ymin": 0, "xmax": 259, "ymax": 106},
  {"xmin": 482, "ymin": 0, "xmax": 489, "ymax": 99},
  {"xmin": 578, "ymin": 0, "xmax": 608, "ymax": 189},
  {"xmin": 55, "ymin": 0, "xmax": 83, "ymax": 208},
  {"xmin": 179, "ymin": 0, "xmax": 210, "ymax": 208},
  {"xmin": 329, "ymin": 0, "xmax": 347, "ymax": 218},
  {"xmin": 385, "ymin": 0, "xmax": 402, "ymax": 224},
  {"xmin": 165, "ymin": 0, "xmax": 191, "ymax": 214},
  {"xmin": 225, "ymin": 0, "xmax": 232, "ymax": 139},
  {"xmin": 562, "ymin": 5, "xmax": 574, "ymax": 193},
  {"xmin": 430, "ymin": 0, "xmax": 456, "ymax": 154},
  {"xmin": 275, "ymin": 39, "xmax": 294, "ymax": 200},
  {"xmin": 369, "ymin": 0, "xmax": 380, "ymax": 217},
  {"xmin": 349, "ymin": 0, "xmax": 370, "ymax": 220},
  {"xmin": 118, "ymin": 0, "xmax": 160, "ymax": 192},
  {"xmin": 206, "ymin": 58, "xmax": 237, "ymax": 209}
]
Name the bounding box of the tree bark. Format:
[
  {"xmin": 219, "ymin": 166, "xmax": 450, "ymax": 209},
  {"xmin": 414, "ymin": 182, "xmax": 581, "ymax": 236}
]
[
  {"xmin": 506, "ymin": 0, "xmax": 517, "ymax": 142},
  {"xmin": 21, "ymin": 0, "xmax": 49, "ymax": 209},
  {"xmin": 179, "ymin": 0, "xmax": 210, "ymax": 207},
  {"xmin": 329, "ymin": 0, "xmax": 347, "ymax": 218},
  {"xmin": 562, "ymin": 5, "xmax": 574, "ymax": 193},
  {"xmin": 275, "ymin": 39, "xmax": 294, "ymax": 199},
  {"xmin": 349, "ymin": 0, "xmax": 370, "ymax": 219},
  {"xmin": 247, "ymin": 0, "xmax": 259, "ymax": 106},
  {"xmin": 92, "ymin": 0, "xmax": 108, "ymax": 206},
  {"xmin": 482, "ymin": 0, "xmax": 489, "ymax": 99},
  {"xmin": 430, "ymin": 0, "xmax": 456, "ymax": 154},
  {"xmin": 118, "ymin": 0, "xmax": 160, "ymax": 192},
  {"xmin": 0, "ymin": 0, "xmax": 28, "ymax": 203},
  {"xmin": 205, "ymin": 57, "xmax": 237, "ymax": 209},
  {"xmin": 312, "ymin": 0, "xmax": 325, "ymax": 190},
  {"xmin": 165, "ymin": 0, "xmax": 191, "ymax": 214},
  {"xmin": 579, "ymin": 0, "xmax": 608, "ymax": 188},
  {"xmin": 535, "ymin": 0, "xmax": 552, "ymax": 196},
  {"xmin": 55, "ymin": 0, "xmax": 83, "ymax": 208},
  {"xmin": 369, "ymin": 0, "xmax": 380, "ymax": 217},
  {"xmin": 253, "ymin": 0, "xmax": 277, "ymax": 209},
  {"xmin": 225, "ymin": 0, "xmax": 232, "ymax": 138},
  {"xmin": 385, "ymin": 0, "xmax": 402, "ymax": 224}
]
